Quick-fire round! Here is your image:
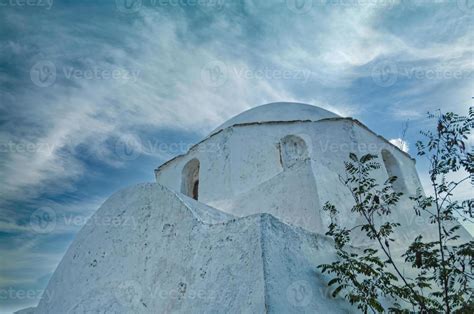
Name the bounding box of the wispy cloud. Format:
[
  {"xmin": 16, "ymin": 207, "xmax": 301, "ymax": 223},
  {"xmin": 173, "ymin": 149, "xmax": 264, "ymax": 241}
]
[{"xmin": 1, "ymin": 2, "xmax": 472, "ymax": 203}]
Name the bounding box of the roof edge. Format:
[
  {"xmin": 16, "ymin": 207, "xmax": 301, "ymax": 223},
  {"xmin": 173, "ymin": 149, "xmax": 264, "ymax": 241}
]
[{"xmin": 154, "ymin": 117, "xmax": 415, "ymax": 174}]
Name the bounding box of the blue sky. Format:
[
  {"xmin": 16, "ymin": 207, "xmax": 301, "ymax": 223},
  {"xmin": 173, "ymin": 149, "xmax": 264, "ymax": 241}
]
[{"xmin": 0, "ymin": 0, "xmax": 473, "ymax": 312}]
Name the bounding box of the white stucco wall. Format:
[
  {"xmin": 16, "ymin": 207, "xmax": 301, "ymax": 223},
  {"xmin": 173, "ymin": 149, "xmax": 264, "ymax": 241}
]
[
  {"xmin": 154, "ymin": 118, "xmax": 426, "ymax": 243},
  {"xmin": 29, "ymin": 103, "xmax": 471, "ymax": 314},
  {"xmin": 33, "ymin": 183, "xmax": 356, "ymax": 313}
]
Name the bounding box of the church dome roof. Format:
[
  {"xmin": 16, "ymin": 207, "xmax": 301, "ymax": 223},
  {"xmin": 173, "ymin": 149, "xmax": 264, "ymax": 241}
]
[{"xmin": 211, "ymin": 102, "xmax": 340, "ymax": 134}]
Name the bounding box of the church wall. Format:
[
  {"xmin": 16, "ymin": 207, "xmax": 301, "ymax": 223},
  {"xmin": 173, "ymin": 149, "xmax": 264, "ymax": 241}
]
[
  {"xmin": 154, "ymin": 128, "xmax": 233, "ymax": 203},
  {"xmin": 35, "ymin": 183, "xmax": 268, "ymax": 313},
  {"xmin": 155, "ymin": 119, "xmax": 423, "ymax": 235},
  {"xmin": 311, "ymin": 119, "xmax": 422, "ymax": 234}
]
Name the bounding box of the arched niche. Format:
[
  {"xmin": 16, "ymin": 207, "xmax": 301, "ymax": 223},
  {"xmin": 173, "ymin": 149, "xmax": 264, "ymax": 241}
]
[
  {"xmin": 381, "ymin": 149, "xmax": 405, "ymax": 193},
  {"xmin": 181, "ymin": 158, "xmax": 200, "ymax": 200},
  {"xmin": 280, "ymin": 135, "xmax": 309, "ymax": 169}
]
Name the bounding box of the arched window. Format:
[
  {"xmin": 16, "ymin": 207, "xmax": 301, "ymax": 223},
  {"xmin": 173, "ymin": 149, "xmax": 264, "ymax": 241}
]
[
  {"xmin": 381, "ymin": 149, "xmax": 405, "ymax": 193},
  {"xmin": 181, "ymin": 158, "xmax": 200, "ymax": 200},
  {"xmin": 280, "ymin": 135, "xmax": 309, "ymax": 169}
]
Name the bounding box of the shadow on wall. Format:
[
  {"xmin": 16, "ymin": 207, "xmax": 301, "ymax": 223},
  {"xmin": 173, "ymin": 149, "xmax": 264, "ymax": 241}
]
[
  {"xmin": 280, "ymin": 135, "xmax": 309, "ymax": 169},
  {"xmin": 182, "ymin": 158, "xmax": 200, "ymax": 200},
  {"xmin": 381, "ymin": 149, "xmax": 406, "ymax": 193}
]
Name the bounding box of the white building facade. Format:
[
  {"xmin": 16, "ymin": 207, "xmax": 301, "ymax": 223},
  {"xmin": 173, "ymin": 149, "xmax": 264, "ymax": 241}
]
[
  {"xmin": 155, "ymin": 102, "xmax": 427, "ymax": 239},
  {"xmin": 31, "ymin": 102, "xmax": 472, "ymax": 314}
]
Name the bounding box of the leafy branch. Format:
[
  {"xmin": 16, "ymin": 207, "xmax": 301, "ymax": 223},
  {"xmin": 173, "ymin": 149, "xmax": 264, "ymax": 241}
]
[{"xmin": 319, "ymin": 107, "xmax": 473, "ymax": 313}]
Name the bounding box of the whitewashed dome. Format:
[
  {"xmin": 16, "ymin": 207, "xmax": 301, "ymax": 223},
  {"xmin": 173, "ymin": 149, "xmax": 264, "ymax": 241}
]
[{"xmin": 211, "ymin": 102, "xmax": 340, "ymax": 134}]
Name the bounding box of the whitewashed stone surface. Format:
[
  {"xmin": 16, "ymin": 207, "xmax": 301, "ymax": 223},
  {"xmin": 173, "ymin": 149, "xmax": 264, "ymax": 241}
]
[{"xmin": 24, "ymin": 103, "xmax": 471, "ymax": 313}]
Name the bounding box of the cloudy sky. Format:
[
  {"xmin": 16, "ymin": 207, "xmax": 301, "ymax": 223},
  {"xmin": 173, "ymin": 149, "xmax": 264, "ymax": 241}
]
[{"xmin": 0, "ymin": 0, "xmax": 473, "ymax": 312}]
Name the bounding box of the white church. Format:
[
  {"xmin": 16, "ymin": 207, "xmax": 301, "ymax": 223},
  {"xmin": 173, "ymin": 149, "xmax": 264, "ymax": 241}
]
[{"xmin": 25, "ymin": 102, "xmax": 471, "ymax": 313}]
